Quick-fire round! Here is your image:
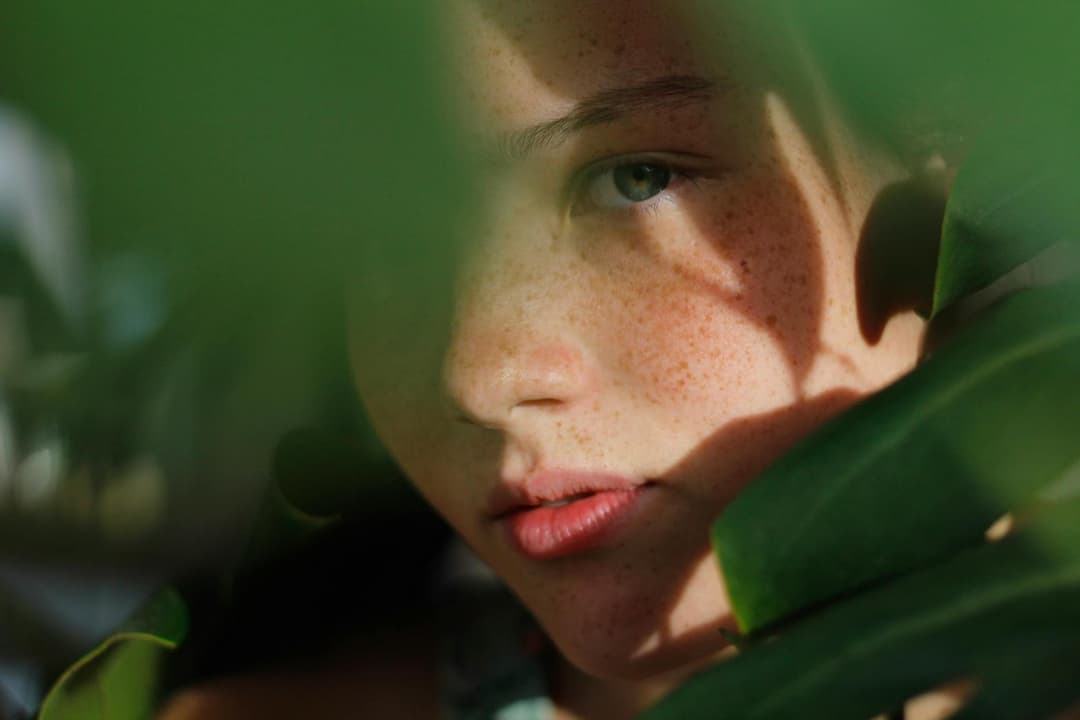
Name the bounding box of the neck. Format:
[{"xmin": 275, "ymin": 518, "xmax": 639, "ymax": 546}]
[{"xmin": 550, "ymin": 646, "xmax": 738, "ymax": 720}]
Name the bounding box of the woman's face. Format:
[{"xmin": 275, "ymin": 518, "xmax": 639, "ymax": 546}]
[{"xmin": 351, "ymin": 0, "xmax": 924, "ymax": 680}]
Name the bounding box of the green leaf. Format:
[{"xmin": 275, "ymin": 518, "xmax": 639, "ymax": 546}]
[
  {"xmin": 646, "ymin": 501, "xmax": 1080, "ymax": 720},
  {"xmin": 950, "ymin": 643, "xmax": 1080, "ymax": 720},
  {"xmin": 932, "ymin": 129, "xmax": 1080, "ymax": 317},
  {"xmin": 238, "ymin": 481, "xmax": 340, "ymax": 568},
  {"xmin": 714, "ymin": 283, "xmax": 1080, "ymax": 633},
  {"xmin": 38, "ymin": 588, "xmax": 188, "ymax": 720}
]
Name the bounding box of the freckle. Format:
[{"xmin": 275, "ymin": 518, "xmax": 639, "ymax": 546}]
[{"xmin": 766, "ymin": 314, "xmax": 778, "ymax": 327}]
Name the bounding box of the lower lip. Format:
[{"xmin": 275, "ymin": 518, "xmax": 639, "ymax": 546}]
[{"xmin": 502, "ymin": 486, "xmax": 651, "ymax": 560}]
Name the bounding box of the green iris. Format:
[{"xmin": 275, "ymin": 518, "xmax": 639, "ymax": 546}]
[{"xmin": 612, "ymin": 162, "xmax": 672, "ymax": 202}]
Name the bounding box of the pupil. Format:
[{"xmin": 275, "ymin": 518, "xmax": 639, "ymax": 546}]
[{"xmin": 614, "ymin": 163, "xmax": 671, "ymax": 202}]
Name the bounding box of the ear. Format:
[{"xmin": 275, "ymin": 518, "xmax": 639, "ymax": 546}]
[{"xmin": 855, "ymin": 168, "xmax": 948, "ymax": 345}]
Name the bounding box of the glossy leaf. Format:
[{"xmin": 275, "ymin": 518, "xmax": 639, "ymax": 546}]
[
  {"xmin": 932, "ymin": 129, "xmax": 1080, "ymax": 317},
  {"xmin": 713, "ymin": 283, "xmax": 1080, "ymax": 633},
  {"xmin": 646, "ymin": 501, "xmax": 1080, "ymax": 720},
  {"xmin": 37, "ymin": 588, "xmax": 188, "ymax": 720}
]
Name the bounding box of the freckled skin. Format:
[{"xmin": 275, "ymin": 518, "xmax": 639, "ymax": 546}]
[{"xmin": 350, "ymin": 0, "xmax": 926, "ymax": 702}]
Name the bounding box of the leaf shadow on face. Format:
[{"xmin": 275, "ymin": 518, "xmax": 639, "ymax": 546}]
[{"xmin": 449, "ymin": 0, "xmax": 927, "ymax": 684}]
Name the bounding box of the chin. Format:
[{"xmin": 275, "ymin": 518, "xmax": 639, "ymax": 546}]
[
  {"xmin": 560, "ymin": 626, "xmax": 730, "ymax": 684},
  {"xmin": 525, "ymin": 549, "xmax": 732, "ymax": 682}
]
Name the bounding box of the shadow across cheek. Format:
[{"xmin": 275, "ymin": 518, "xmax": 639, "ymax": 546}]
[
  {"xmin": 675, "ymin": 121, "xmax": 831, "ymax": 396},
  {"xmin": 664, "ymin": 387, "xmax": 863, "ymax": 507},
  {"xmin": 545, "ymin": 387, "xmax": 863, "ymax": 682}
]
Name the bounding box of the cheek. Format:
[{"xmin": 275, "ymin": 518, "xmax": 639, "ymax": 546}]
[
  {"xmin": 607, "ymin": 275, "xmax": 798, "ymax": 426},
  {"xmin": 590, "ymin": 173, "xmax": 827, "ymax": 426},
  {"xmin": 701, "ymin": 166, "xmax": 828, "ymax": 372}
]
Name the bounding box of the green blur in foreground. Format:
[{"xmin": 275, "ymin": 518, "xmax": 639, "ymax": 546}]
[
  {"xmin": 0, "ymin": 0, "xmax": 459, "ymax": 566},
  {"xmin": 715, "ymin": 281, "xmax": 1080, "ymax": 634},
  {"xmin": 648, "ymin": 500, "xmax": 1080, "ymax": 720},
  {"xmin": 0, "ymin": 3, "xmax": 454, "ymax": 717},
  {"xmin": 38, "ymin": 589, "xmax": 188, "ymax": 720}
]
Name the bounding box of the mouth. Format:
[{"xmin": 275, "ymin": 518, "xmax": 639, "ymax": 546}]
[
  {"xmin": 536, "ymin": 492, "xmax": 594, "ymax": 508},
  {"xmin": 490, "ymin": 471, "xmax": 656, "ymax": 560}
]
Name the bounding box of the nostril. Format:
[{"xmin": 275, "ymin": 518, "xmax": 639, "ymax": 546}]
[
  {"xmin": 515, "ymin": 398, "xmax": 564, "ymax": 409},
  {"xmin": 507, "ymin": 395, "xmax": 568, "ymax": 418}
]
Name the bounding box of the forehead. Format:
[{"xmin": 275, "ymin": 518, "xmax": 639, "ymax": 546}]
[{"xmin": 443, "ymin": 0, "xmax": 703, "ymax": 130}]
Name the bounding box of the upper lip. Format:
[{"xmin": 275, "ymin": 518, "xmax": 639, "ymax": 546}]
[{"xmin": 486, "ymin": 469, "xmax": 645, "ymax": 519}]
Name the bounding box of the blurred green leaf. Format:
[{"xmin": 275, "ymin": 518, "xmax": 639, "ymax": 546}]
[
  {"xmin": 647, "ymin": 501, "xmax": 1080, "ymax": 720},
  {"xmin": 949, "ymin": 642, "xmax": 1080, "ymax": 720},
  {"xmin": 764, "ymin": 2, "xmax": 1080, "ymax": 158},
  {"xmin": 37, "ymin": 588, "xmax": 188, "ymax": 720},
  {"xmin": 239, "ymin": 483, "xmax": 339, "ymax": 570},
  {"xmin": 0, "ymin": 1, "xmax": 464, "ymax": 571},
  {"xmin": 713, "ymin": 283, "xmax": 1080, "ymax": 634},
  {"xmin": 933, "ymin": 130, "xmax": 1080, "ymax": 316}
]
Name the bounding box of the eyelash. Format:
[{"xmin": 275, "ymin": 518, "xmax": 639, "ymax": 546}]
[{"xmin": 566, "ymin": 152, "xmax": 706, "ymax": 217}]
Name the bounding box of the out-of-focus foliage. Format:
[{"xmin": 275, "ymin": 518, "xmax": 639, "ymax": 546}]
[
  {"xmin": 0, "ymin": 0, "xmax": 461, "ymax": 571},
  {"xmin": 713, "ymin": 283, "xmax": 1080, "ymax": 634},
  {"xmin": 0, "ymin": 2, "xmax": 460, "ymax": 716},
  {"xmin": 649, "ymin": 500, "xmax": 1080, "ymax": 719},
  {"xmin": 934, "ymin": 130, "xmax": 1080, "ymax": 317},
  {"xmin": 37, "ymin": 589, "xmax": 187, "ymax": 720}
]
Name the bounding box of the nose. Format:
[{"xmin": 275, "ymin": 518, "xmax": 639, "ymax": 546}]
[
  {"xmin": 442, "ymin": 220, "xmax": 595, "ymax": 430},
  {"xmin": 445, "ymin": 333, "xmax": 594, "ymax": 428}
]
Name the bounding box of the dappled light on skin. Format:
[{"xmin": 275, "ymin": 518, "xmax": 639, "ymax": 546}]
[{"xmin": 349, "ymin": 0, "xmax": 929, "ymax": 713}]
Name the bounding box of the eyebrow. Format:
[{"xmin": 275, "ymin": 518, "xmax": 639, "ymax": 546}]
[{"xmin": 496, "ymin": 74, "xmax": 717, "ymax": 161}]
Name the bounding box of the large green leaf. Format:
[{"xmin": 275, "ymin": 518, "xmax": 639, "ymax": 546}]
[
  {"xmin": 949, "ymin": 642, "xmax": 1080, "ymax": 720},
  {"xmin": 37, "ymin": 588, "xmax": 188, "ymax": 720},
  {"xmin": 713, "ymin": 282, "xmax": 1080, "ymax": 633},
  {"xmin": 932, "ymin": 128, "xmax": 1080, "ymax": 317},
  {"xmin": 0, "ymin": 0, "xmax": 463, "ymax": 572},
  {"xmin": 725, "ymin": 2, "xmax": 1080, "ymax": 320},
  {"xmin": 646, "ymin": 501, "xmax": 1080, "ymax": 720}
]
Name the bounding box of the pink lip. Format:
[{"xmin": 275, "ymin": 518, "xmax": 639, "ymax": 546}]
[{"xmin": 489, "ymin": 470, "xmax": 653, "ymax": 560}]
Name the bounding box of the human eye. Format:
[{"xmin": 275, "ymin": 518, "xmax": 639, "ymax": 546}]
[{"xmin": 568, "ymin": 153, "xmax": 707, "ymax": 216}]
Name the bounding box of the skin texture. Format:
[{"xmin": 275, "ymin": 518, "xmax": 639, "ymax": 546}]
[{"xmin": 349, "ymin": 0, "xmax": 927, "ymax": 709}]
